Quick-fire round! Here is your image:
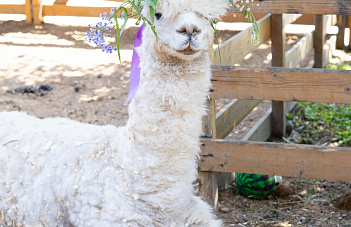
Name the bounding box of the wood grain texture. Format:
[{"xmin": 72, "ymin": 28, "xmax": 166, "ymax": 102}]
[
  {"xmin": 210, "ymin": 66, "xmax": 351, "ymax": 104},
  {"xmin": 211, "ymin": 14, "xmax": 271, "ymax": 66},
  {"xmin": 32, "ymin": 0, "xmax": 43, "ymax": 25},
  {"xmin": 199, "ymin": 99, "xmax": 218, "ymax": 210},
  {"xmin": 336, "ymin": 15, "xmax": 347, "ymax": 50},
  {"xmin": 42, "ymin": 5, "xmax": 118, "ymax": 17},
  {"xmin": 242, "ymin": 108, "xmax": 272, "ymax": 142},
  {"xmin": 219, "ymin": 12, "xmax": 268, "ymax": 23},
  {"xmin": 285, "ymin": 32, "xmax": 313, "ymax": 68},
  {"xmin": 0, "ymin": 5, "xmax": 25, "ymax": 14},
  {"xmin": 199, "ymin": 139, "xmax": 351, "ymax": 182},
  {"xmin": 215, "ymin": 99, "xmax": 261, "ymax": 139},
  {"xmin": 314, "ymin": 15, "xmax": 326, "ymax": 68},
  {"xmin": 229, "ymin": 0, "xmax": 351, "ymax": 15},
  {"xmin": 283, "ymin": 14, "xmax": 302, "ymax": 27},
  {"xmin": 25, "ymin": 0, "xmax": 32, "ymax": 23},
  {"xmin": 271, "ymin": 14, "xmax": 286, "ymax": 137}
]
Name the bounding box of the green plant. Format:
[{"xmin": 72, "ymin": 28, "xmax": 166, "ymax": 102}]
[{"xmin": 292, "ymin": 102, "xmax": 351, "ymax": 146}]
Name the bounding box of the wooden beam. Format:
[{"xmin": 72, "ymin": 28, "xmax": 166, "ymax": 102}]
[
  {"xmin": 271, "ymin": 14, "xmax": 286, "ymax": 138},
  {"xmin": 211, "ymin": 14, "xmax": 271, "ymax": 65},
  {"xmin": 0, "ymin": 5, "xmax": 26, "ymax": 14},
  {"xmin": 242, "ymin": 108, "xmax": 272, "ymax": 142},
  {"xmin": 215, "ymin": 99, "xmax": 261, "ymax": 139},
  {"xmin": 336, "ymin": 15, "xmax": 347, "ymax": 50},
  {"xmin": 323, "ymin": 35, "xmax": 337, "ymax": 67},
  {"xmin": 229, "ymin": 0, "xmax": 351, "ymax": 15},
  {"xmin": 198, "ymin": 99, "xmax": 218, "ymax": 210},
  {"xmin": 219, "ymin": 12, "xmax": 268, "ymax": 23},
  {"xmin": 283, "ymin": 14, "xmax": 302, "ymax": 27},
  {"xmin": 32, "ymin": 0, "xmax": 43, "ymax": 25},
  {"xmin": 199, "ymin": 139, "xmax": 351, "ymax": 182},
  {"xmin": 210, "ymin": 66, "xmax": 351, "ymax": 104},
  {"xmin": 25, "ymin": 0, "xmax": 32, "ymax": 23},
  {"xmin": 314, "ymin": 15, "xmax": 326, "ymax": 68},
  {"xmin": 285, "ymin": 32, "xmax": 314, "ymax": 68},
  {"xmin": 42, "ymin": 5, "xmax": 118, "ymax": 17}
]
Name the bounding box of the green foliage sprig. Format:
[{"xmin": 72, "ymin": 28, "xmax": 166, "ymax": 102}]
[{"xmin": 230, "ymin": 0, "xmax": 259, "ymax": 45}]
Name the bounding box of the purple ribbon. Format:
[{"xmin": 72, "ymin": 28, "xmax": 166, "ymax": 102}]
[{"xmin": 125, "ymin": 25, "xmax": 143, "ymax": 103}]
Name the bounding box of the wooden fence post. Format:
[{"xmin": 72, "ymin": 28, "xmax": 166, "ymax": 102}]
[
  {"xmin": 198, "ymin": 98, "xmax": 218, "ymax": 210},
  {"xmin": 25, "ymin": 0, "xmax": 32, "ymax": 23},
  {"xmin": 271, "ymin": 14, "xmax": 286, "ymax": 138},
  {"xmin": 314, "ymin": 15, "xmax": 326, "ymax": 68},
  {"xmin": 32, "ymin": 0, "xmax": 43, "ymax": 25},
  {"xmin": 336, "ymin": 15, "xmax": 347, "ymax": 50}
]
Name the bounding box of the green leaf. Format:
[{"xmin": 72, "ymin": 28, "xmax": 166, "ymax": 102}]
[
  {"xmin": 119, "ymin": 7, "xmax": 129, "ymax": 36},
  {"xmin": 113, "ymin": 8, "xmax": 121, "ymax": 63}
]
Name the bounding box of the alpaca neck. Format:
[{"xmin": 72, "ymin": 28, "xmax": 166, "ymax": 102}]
[{"xmin": 123, "ymin": 51, "xmax": 212, "ymax": 190}]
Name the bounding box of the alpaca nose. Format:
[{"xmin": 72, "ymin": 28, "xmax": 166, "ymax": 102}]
[{"xmin": 177, "ymin": 24, "xmax": 201, "ymax": 36}]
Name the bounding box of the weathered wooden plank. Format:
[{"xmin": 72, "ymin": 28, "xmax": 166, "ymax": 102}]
[
  {"xmin": 285, "ymin": 32, "xmax": 313, "ymax": 68},
  {"xmin": 215, "ymin": 99, "xmax": 261, "ymax": 139},
  {"xmin": 271, "ymin": 14, "xmax": 286, "ymax": 138},
  {"xmin": 199, "ymin": 139, "xmax": 351, "ymax": 182},
  {"xmin": 336, "ymin": 15, "xmax": 347, "ymax": 50},
  {"xmin": 283, "ymin": 14, "xmax": 302, "ymax": 27},
  {"xmin": 42, "ymin": 5, "xmax": 118, "ymax": 17},
  {"xmin": 271, "ymin": 14, "xmax": 286, "ymax": 67},
  {"xmin": 210, "ymin": 66, "xmax": 351, "ymax": 104},
  {"xmin": 242, "ymin": 100, "xmax": 296, "ymax": 143},
  {"xmin": 242, "ymin": 108, "xmax": 272, "ymax": 142},
  {"xmin": 25, "ymin": 0, "xmax": 32, "ymax": 23},
  {"xmin": 32, "ymin": 0, "xmax": 43, "ymax": 25},
  {"xmin": 323, "ymin": 35, "xmax": 337, "ymax": 68},
  {"xmin": 219, "ymin": 12, "xmax": 268, "ymax": 23},
  {"xmin": 314, "ymin": 15, "xmax": 326, "ymax": 68},
  {"xmin": 0, "ymin": 5, "xmax": 25, "ymax": 14},
  {"xmin": 211, "ymin": 14, "xmax": 271, "ymax": 65},
  {"xmin": 229, "ymin": 0, "xmax": 351, "ymax": 15},
  {"xmin": 199, "ymin": 99, "xmax": 218, "ymax": 210}
]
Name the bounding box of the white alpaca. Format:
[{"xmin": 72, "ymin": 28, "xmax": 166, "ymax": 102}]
[{"xmin": 0, "ymin": 0, "xmax": 228, "ymax": 226}]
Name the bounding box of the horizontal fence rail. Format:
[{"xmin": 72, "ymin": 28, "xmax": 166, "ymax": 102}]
[
  {"xmin": 230, "ymin": 0, "xmax": 351, "ymax": 15},
  {"xmin": 211, "ymin": 66, "xmax": 351, "ymax": 104},
  {"xmin": 199, "ymin": 139, "xmax": 351, "ymax": 182}
]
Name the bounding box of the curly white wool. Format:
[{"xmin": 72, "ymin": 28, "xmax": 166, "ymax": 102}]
[{"xmin": 0, "ymin": 0, "xmax": 228, "ymax": 226}]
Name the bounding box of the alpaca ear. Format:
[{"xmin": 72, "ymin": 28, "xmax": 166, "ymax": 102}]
[{"xmin": 205, "ymin": 0, "xmax": 229, "ymax": 20}]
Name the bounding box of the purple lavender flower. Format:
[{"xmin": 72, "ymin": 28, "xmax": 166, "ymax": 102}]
[{"xmin": 85, "ymin": 8, "xmax": 119, "ymax": 54}]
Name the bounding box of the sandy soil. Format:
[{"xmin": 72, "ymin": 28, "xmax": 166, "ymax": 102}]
[{"xmin": 1, "ymin": 20, "xmax": 350, "ymax": 226}]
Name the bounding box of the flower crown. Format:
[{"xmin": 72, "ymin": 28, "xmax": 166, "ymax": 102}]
[{"xmin": 85, "ymin": 0, "xmax": 259, "ymax": 60}]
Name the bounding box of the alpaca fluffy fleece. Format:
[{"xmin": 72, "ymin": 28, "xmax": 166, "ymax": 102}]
[{"xmin": 0, "ymin": 0, "xmax": 228, "ymax": 226}]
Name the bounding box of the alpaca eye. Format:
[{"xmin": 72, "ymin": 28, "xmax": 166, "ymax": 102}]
[{"xmin": 155, "ymin": 12, "xmax": 162, "ymax": 20}]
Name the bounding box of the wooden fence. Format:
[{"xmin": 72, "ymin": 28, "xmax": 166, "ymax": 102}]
[
  {"xmin": 1, "ymin": 0, "xmax": 351, "ymax": 212},
  {"xmin": 198, "ymin": 0, "xmax": 351, "ymax": 209}
]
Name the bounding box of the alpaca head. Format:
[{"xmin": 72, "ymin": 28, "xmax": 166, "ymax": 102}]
[{"xmin": 141, "ymin": 0, "xmax": 228, "ymax": 61}]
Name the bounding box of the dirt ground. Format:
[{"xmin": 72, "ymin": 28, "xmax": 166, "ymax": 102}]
[{"xmin": 1, "ymin": 20, "xmax": 350, "ymax": 226}]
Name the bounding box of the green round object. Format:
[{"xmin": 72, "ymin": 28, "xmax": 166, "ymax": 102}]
[{"xmin": 235, "ymin": 173, "xmax": 278, "ymax": 200}]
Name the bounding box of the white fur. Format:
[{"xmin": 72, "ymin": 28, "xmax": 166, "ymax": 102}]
[{"xmin": 0, "ymin": 0, "xmax": 228, "ymax": 226}]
